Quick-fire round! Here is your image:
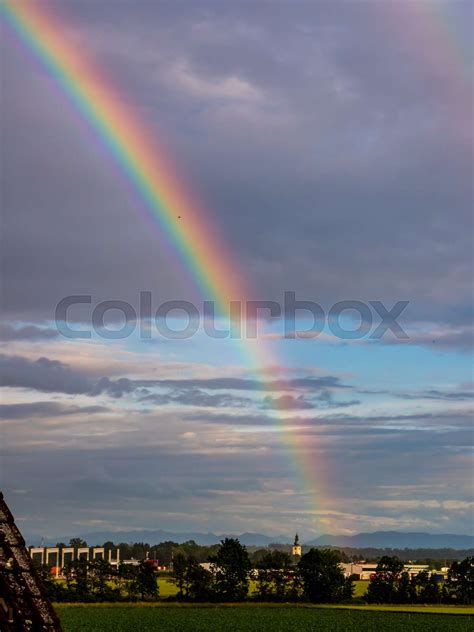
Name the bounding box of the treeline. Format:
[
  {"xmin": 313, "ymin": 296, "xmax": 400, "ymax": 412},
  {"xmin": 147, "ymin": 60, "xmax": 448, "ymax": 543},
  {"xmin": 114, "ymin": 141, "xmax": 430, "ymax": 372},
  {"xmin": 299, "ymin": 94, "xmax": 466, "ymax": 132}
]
[
  {"xmin": 39, "ymin": 538, "xmax": 473, "ymax": 605},
  {"xmin": 331, "ymin": 547, "xmax": 474, "ymax": 564},
  {"xmin": 366, "ymin": 556, "xmax": 473, "ymax": 605},
  {"xmin": 172, "ymin": 542, "xmax": 473, "ymax": 605},
  {"xmin": 172, "ymin": 542, "xmax": 353, "ymax": 603},
  {"xmin": 61, "ymin": 538, "xmax": 472, "ymax": 567},
  {"xmin": 38, "ymin": 558, "xmax": 158, "ymax": 602},
  {"xmin": 64, "ymin": 538, "xmax": 221, "ymax": 565}
]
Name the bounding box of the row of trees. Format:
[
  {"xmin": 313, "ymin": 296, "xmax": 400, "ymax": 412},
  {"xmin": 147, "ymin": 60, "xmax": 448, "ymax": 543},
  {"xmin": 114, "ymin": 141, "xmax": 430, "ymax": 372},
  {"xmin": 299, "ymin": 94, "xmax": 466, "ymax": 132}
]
[
  {"xmin": 367, "ymin": 556, "xmax": 473, "ymax": 605},
  {"xmin": 39, "ymin": 558, "xmax": 158, "ymax": 602},
  {"xmin": 37, "ymin": 539, "xmax": 473, "ymax": 605},
  {"xmin": 64, "ymin": 538, "xmax": 221, "ymax": 565},
  {"xmin": 62, "ymin": 538, "xmax": 471, "ymax": 567},
  {"xmin": 173, "ymin": 540, "xmax": 353, "ymax": 603},
  {"xmin": 173, "ymin": 543, "xmax": 473, "ymax": 605}
]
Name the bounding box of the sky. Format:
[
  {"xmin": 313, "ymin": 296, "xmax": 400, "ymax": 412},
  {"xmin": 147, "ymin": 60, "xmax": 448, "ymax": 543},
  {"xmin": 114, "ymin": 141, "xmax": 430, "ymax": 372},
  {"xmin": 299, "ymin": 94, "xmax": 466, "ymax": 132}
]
[{"xmin": 0, "ymin": 0, "xmax": 472, "ymax": 542}]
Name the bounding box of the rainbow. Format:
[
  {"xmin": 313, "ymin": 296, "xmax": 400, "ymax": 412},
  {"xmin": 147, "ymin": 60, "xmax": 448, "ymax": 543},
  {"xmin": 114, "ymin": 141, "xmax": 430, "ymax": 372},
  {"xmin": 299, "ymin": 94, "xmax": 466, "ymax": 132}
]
[
  {"xmin": 1, "ymin": 1, "xmax": 327, "ymax": 529},
  {"xmin": 380, "ymin": 1, "xmax": 472, "ymax": 126}
]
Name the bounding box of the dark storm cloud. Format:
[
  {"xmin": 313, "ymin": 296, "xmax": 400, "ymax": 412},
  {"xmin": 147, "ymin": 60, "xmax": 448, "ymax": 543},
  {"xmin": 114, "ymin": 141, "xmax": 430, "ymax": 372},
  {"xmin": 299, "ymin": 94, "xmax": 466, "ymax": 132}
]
[{"xmin": 1, "ymin": 0, "xmax": 471, "ymax": 337}]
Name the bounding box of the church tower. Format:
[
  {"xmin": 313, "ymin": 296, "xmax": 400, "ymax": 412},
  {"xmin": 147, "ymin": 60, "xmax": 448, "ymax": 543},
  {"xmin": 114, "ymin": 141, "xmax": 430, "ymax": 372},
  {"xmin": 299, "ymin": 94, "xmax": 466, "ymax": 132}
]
[{"xmin": 292, "ymin": 533, "xmax": 301, "ymax": 557}]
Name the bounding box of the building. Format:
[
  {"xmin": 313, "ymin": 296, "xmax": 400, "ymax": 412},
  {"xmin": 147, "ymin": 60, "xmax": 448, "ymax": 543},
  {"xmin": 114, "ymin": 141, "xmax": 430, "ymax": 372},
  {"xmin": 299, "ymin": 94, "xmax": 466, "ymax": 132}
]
[
  {"xmin": 340, "ymin": 562, "xmax": 378, "ymax": 580},
  {"xmin": 28, "ymin": 546, "xmax": 120, "ymax": 576},
  {"xmin": 144, "ymin": 559, "xmax": 168, "ymax": 571},
  {"xmin": 403, "ymin": 563, "xmax": 430, "ymax": 577},
  {"xmin": 340, "ymin": 561, "xmax": 430, "ymax": 580},
  {"xmin": 292, "ymin": 533, "xmax": 302, "ymax": 557}
]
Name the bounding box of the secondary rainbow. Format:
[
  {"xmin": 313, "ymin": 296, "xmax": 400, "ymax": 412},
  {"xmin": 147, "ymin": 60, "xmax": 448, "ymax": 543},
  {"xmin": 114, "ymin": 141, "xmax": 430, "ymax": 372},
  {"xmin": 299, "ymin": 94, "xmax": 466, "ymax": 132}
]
[{"xmin": 1, "ymin": 1, "xmax": 327, "ymax": 526}]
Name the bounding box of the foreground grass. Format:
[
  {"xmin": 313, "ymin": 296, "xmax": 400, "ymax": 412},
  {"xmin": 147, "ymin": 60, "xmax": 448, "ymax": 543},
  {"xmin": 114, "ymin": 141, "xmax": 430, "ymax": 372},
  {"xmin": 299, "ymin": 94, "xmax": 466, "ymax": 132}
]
[{"xmin": 56, "ymin": 603, "xmax": 473, "ymax": 632}]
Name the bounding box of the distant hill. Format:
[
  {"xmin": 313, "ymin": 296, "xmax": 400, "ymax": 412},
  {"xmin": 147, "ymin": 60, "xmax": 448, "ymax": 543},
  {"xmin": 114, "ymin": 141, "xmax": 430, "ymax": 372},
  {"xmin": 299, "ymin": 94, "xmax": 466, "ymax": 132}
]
[
  {"xmin": 307, "ymin": 531, "xmax": 474, "ymax": 549},
  {"xmin": 29, "ymin": 529, "xmax": 473, "ymax": 549},
  {"xmin": 33, "ymin": 530, "xmax": 290, "ymax": 547}
]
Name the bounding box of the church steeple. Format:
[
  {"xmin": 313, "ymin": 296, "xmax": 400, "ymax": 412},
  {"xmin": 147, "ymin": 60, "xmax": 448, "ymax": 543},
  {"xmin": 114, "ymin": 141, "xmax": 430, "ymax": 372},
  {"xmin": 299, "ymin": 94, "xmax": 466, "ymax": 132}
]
[{"xmin": 292, "ymin": 533, "xmax": 301, "ymax": 557}]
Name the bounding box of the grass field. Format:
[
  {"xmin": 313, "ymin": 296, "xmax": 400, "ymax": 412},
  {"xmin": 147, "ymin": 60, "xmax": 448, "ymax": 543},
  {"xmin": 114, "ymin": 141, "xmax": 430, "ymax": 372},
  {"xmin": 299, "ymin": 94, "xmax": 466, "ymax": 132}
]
[
  {"xmin": 158, "ymin": 577, "xmax": 368, "ymax": 598},
  {"xmin": 56, "ymin": 603, "xmax": 473, "ymax": 632},
  {"xmin": 353, "ymin": 579, "xmax": 369, "ymax": 597}
]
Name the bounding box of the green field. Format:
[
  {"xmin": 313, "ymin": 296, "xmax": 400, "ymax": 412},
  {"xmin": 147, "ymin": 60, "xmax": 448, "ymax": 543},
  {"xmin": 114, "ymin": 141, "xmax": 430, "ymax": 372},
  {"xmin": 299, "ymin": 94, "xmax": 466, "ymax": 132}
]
[
  {"xmin": 353, "ymin": 579, "xmax": 369, "ymax": 597},
  {"xmin": 56, "ymin": 604, "xmax": 473, "ymax": 632},
  {"xmin": 159, "ymin": 577, "xmax": 367, "ymax": 598}
]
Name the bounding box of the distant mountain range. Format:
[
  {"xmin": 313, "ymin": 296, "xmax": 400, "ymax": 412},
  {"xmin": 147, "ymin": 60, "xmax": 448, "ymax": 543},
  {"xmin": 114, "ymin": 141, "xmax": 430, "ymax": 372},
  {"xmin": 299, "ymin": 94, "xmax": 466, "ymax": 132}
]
[
  {"xmin": 33, "ymin": 530, "xmax": 288, "ymax": 547},
  {"xmin": 30, "ymin": 530, "xmax": 474, "ymax": 549},
  {"xmin": 307, "ymin": 531, "xmax": 474, "ymax": 549}
]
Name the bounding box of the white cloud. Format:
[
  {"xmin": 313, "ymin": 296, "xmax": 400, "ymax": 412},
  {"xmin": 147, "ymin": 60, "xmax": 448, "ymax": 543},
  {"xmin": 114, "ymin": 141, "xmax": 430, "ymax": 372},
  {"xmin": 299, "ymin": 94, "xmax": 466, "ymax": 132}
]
[{"xmin": 167, "ymin": 59, "xmax": 263, "ymax": 103}]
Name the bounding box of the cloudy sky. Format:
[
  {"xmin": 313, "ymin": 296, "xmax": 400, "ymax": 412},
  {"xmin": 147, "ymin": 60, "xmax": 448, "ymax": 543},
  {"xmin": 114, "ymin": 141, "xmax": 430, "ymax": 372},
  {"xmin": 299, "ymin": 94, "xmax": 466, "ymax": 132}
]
[{"xmin": 1, "ymin": 0, "xmax": 472, "ymax": 541}]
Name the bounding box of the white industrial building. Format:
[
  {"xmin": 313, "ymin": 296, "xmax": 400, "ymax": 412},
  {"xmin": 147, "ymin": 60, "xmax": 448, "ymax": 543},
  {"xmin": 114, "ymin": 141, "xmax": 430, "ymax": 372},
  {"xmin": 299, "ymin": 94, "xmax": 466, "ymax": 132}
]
[
  {"xmin": 340, "ymin": 561, "xmax": 430, "ymax": 580},
  {"xmin": 29, "ymin": 546, "xmax": 120, "ymax": 577}
]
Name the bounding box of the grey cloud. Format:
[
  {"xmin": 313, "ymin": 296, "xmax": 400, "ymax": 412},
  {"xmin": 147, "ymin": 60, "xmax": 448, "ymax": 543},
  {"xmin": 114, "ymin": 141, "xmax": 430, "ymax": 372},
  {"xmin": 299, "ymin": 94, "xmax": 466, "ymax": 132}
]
[
  {"xmin": 0, "ymin": 324, "xmax": 59, "ymax": 341},
  {"xmin": 0, "ymin": 0, "xmax": 472, "ymax": 538},
  {"xmin": 0, "ymin": 353, "xmax": 347, "ymax": 400},
  {"xmin": 1, "ymin": 1, "xmax": 471, "ymax": 332},
  {"xmin": 187, "ymin": 409, "xmax": 473, "ymax": 430},
  {"xmin": 140, "ymin": 387, "xmax": 252, "ymax": 408},
  {"xmin": 261, "ymin": 393, "xmax": 359, "ymax": 410},
  {"xmin": 0, "ymin": 354, "xmax": 133, "ymax": 397},
  {"xmin": 262, "ymin": 395, "xmax": 315, "ymax": 411},
  {"xmin": 141, "ymin": 375, "xmax": 348, "ymax": 392},
  {"xmin": 3, "ymin": 421, "xmax": 472, "ymax": 538},
  {"xmin": 360, "ymin": 386, "xmax": 474, "ymax": 401},
  {"xmin": 395, "ymin": 389, "xmax": 474, "ymax": 402},
  {"xmin": 0, "ymin": 402, "xmax": 109, "ymax": 419}
]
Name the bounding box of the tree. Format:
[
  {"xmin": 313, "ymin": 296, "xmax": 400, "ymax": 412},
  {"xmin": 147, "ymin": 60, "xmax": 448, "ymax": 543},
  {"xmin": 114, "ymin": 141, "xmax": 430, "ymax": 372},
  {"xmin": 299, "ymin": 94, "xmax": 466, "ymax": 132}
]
[
  {"xmin": 64, "ymin": 559, "xmax": 92, "ymax": 601},
  {"xmin": 297, "ymin": 548, "xmax": 353, "ymax": 603},
  {"xmin": 366, "ymin": 556, "xmax": 404, "ymax": 603},
  {"xmin": 69, "ymin": 538, "xmax": 87, "ymax": 548},
  {"xmin": 171, "ymin": 553, "xmax": 213, "ymax": 601},
  {"xmin": 184, "ymin": 557, "xmax": 214, "ymax": 601},
  {"xmin": 172, "ymin": 552, "xmax": 188, "ymax": 598},
  {"xmin": 88, "ymin": 559, "xmax": 118, "ymax": 601},
  {"xmin": 118, "ymin": 562, "xmax": 139, "ymax": 601},
  {"xmin": 133, "ymin": 561, "xmax": 159, "ymax": 600},
  {"xmin": 395, "ymin": 571, "xmax": 412, "ymax": 604},
  {"xmin": 255, "ymin": 550, "xmax": 293, "ymax": 601},
  {"xmin": 37, "ymin": 565, "xmax": 68, "ymax": 602},
  {"xmin": 103, "ymin": 540, "xmax": 115, "ymax": 549},
  {"xmin": 415, "ymin": 570, "xmax": 441, "ymax": 604},
  {"xmin": 250, "ymin": 549, "xmax": 269, "ymax": 566},
  {"xmin": 445, "ymin": 557, "xmax": 474, "ymax": 604},
  {"xmin": 209, "ymin": 538, "xmax": 251, "ymax": 601}
]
